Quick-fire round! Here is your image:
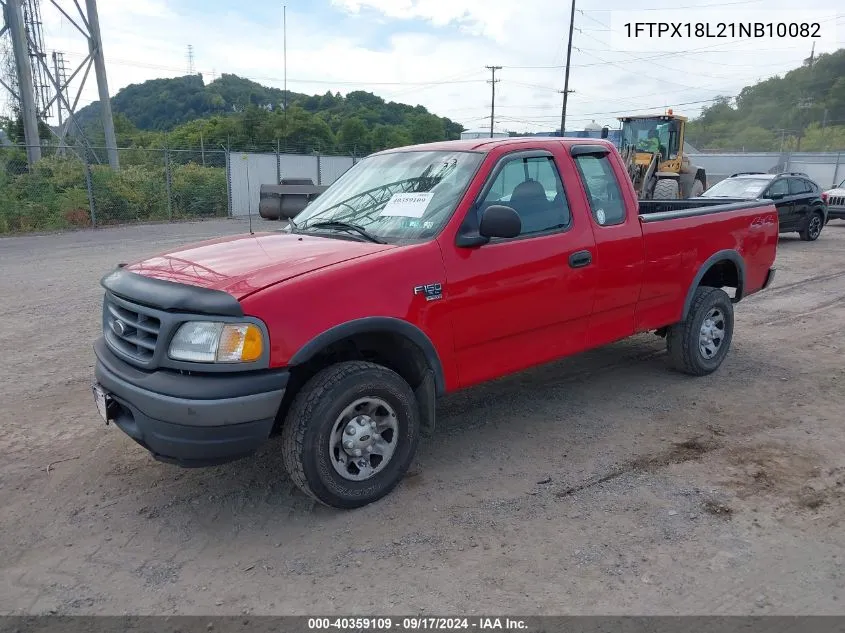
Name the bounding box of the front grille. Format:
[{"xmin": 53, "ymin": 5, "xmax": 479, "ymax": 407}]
[
  {"xmin": 103, "ymin": 296, "xmax": 161, "ymax": 363},
  {"xmin": 829, "ymin": 195, "xmax": 845, "ymax": 208}
]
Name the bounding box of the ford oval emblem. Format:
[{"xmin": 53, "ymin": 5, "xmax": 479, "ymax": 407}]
[{"xmin": 111, "ymin": 319, "xmax": 127, "ymax": 336}]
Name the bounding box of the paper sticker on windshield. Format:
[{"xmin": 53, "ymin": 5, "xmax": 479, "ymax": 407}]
[
  {"xmin": 596, "ymin": 209, "xmax": 606, "ymax": 225},
  {"xmin": 380, "ymin": 192, "xmax": 434, "ymax": 218}
]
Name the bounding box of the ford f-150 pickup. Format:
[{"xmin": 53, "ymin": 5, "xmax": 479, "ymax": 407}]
[{"xmin": 92, "ymin": 137, "xmax": 778, "ymax": 508}]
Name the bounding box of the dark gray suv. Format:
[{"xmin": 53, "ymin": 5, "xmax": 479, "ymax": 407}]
[{"xmin": 699, "ymin": 172, "xmax": 828, "ymax": 241}]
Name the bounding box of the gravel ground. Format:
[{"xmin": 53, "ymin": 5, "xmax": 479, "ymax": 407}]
[{"xmin": 0, "ymin": 217, "xmax": 844, "ymax": 615}]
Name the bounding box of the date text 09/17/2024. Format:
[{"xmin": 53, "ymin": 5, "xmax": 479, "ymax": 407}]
[{"xmin": 307, "ymin": 617, "xmax": 528, "ymax": 630}]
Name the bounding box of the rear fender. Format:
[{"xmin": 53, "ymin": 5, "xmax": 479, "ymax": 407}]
[{"xmin": 682, "ymin": 250, "xmax": 746, "ymax": 320}]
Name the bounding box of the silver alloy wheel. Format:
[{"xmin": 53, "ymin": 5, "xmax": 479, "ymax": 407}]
[
  {"xmin": 808, "ymin": 214, "xmax": 822, "ymax": 239},
  {"xmin": 699, "ymin": 307, "xmax": 726, "ymax": 360},
  {"xmin": 329, "ymin": 397, "xmax": 399, "ymax": 481}
]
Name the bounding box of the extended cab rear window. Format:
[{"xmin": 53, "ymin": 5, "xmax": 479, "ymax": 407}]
[{"xmin": 573, "ymin": 154, "xmax": 626, "ymax": 226}]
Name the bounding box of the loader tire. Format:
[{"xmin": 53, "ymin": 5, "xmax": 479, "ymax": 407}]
[{"xmin": 653, "ymin": 178, "xmax": 680, "ymax": 200}]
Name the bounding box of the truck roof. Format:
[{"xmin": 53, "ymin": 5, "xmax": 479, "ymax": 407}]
[{"xmin": 371, "ymin": 137, "xmax": 616, "ymax": 155}]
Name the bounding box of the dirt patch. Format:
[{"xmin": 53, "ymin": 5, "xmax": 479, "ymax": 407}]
[
  {"xmin": 702, "ymin": 497, "xmax": 734, "ymax": 517},
  {"xmin": 556, "ymin": 435, "xmax": 722, "ymax": 497},
  {"xmin": 720, "ymin": 442, "xmax": 844, "ymax": 511}
]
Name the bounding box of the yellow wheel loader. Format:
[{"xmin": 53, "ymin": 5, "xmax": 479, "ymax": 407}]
[{"xmin": 618, "ymin": 111, "xmax": 707, "ymax": 200}]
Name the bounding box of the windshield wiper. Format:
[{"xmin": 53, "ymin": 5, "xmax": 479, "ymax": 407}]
[{"xmin": 308, "ymin": 221, "xmax": 386, "ymax": 244}]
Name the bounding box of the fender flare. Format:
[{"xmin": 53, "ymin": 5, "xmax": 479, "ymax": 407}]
[
  {"xmin": 289, "ymin": 317, "xmax": 446, "ymax": 395},
  {"xmin": 682, "ymin": 250, "xmax": 746, "ymax": 320}
]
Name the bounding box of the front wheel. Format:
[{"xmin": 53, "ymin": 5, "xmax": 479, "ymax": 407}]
[
  {"xmin": 281, "ymin": 361, "xmax": 421, "ymax": 509},
  {"xmin": 667, "ymin": 287, "xmax": 734, "ymax": 376},
  {"xmin": 800, "ymin": 210, "xmax": 824, "ymax": 241}
]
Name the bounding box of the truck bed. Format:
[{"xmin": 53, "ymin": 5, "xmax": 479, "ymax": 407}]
[
  {"xmin": 632, "ymin": 197, "xmax": 779, "ymax": 332},
  {"xmin": 638, "ymin": 197, "xmax": 759, "ymax": 217}
]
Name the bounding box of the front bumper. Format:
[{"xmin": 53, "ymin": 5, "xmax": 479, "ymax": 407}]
[
  {"xmin": 828, "ymin": 206, "xmax": 845, "ymax": 220},
  {"xmin": 93, "ymin": 338, "xmax": 288, "ymax": 467}
]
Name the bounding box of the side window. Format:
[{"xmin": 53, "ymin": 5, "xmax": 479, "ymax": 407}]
[
  {"xmin": 573, "ymin": 154, "xmax": 626, "ymax": 226},
  {"xmin": 788, "ymin": 178, "xmax": 807, "ymax": 195},
  {"xmin": 480, "ymin": 156, "xmax": 571, "ymax": 236},
  {"xmin": 768, "ymin": 178, "xmax": 788, "ymax": 197}
]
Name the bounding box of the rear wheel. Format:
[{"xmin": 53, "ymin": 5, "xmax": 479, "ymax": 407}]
[
  {"xmin": 667, "ymin": 287, "xmax": 734, "ymax": 376},
  {"xmin": 281, "ymin": 361, "xmax": 421, "ymax": 509},
  {"xmin": 800, "ymin": 210, "xmax": 824, "ymax": 241},
  {"xmin": 653, "ymin": 178, "xmax": 680, "ymax": 199}
]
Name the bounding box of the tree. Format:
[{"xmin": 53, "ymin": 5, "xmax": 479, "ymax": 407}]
[
  {"xmin": 409, "ymin": 115, "xmax": 445, "ymax": 144},
  {"xmin": 337, "ymin": 117, "xmax": 370, "ymax": 154}
]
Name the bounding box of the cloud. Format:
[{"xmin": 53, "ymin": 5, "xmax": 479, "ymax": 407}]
[{"xmin": 11, "ymin": 0, "xmax": 842, "ymax": 136}]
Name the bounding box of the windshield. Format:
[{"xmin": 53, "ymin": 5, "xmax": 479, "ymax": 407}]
[
  {"xmin": 292, "ymin": 150, "xmax": 483, "ymax": 242},
  {"xmin": 620, "ymin": 118, "xmax": 681, "ymax": 161},
  {"xmin": 700, "ymin": 177, "xmax": 770, "ymax": 199}
]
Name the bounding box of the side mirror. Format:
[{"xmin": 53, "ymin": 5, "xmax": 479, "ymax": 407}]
[
  {"xmin": 479, "ymin": 205, "xmax": 521, "ymax": 239},
  {"xmin": 767, "ymin": 192, "xmax": 784, "ymax": 200},
  {"xmin": 601, "ymin": 126, "xmax": 609, "ymax": 139}
]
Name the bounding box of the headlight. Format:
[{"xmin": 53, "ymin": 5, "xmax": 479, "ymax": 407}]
[{"xmin": 168, "ymin": 321, "xmax": 264, "ymax": 363}]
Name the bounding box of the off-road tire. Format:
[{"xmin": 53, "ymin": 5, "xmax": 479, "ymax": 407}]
[
  {"xmin": 281, "ymin": 361, "xmax": 421, "ymax": 509},
  {"xmin": 653, "ymin": 178, "xmax": 680, "ymax": 200},
  {"xmin": 799, "ymin": 209, "xmax": 824, "ymax": 241},
  {"xmin": 667, "ymin": 287, "xmax": 734, "ymax": 376}
]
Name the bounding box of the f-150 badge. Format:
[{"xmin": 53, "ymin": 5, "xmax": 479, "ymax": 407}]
[{"xmin": 414, "ymin": 283, "xmax": 443, "ymax": 301}]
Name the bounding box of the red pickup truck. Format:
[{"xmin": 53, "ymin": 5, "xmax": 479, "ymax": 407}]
[{"xmin": 92, "ymin": 137, "xmax": 778, "ymax": 508}]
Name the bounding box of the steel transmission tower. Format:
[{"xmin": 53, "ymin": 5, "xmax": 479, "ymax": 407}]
[
  {"xmin": 186, "ymin": 44, "xmax": 194, "ymax": 74},
  {"xmin": 0, "ymin": 0, "xmax": 119, "ymax": 168}
]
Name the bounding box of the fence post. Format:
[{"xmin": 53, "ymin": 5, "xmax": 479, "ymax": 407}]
[
  {"xmin": 276, "ymin": 139, "xmax": 281, "ymax": 184},
  {"xmin": 84, "ymin": 149, "xmax": 97, "ymax": 228},
  {"xmin": 164, "ymin": 144, "xmax": 173, "ymax": 221},
  {"xmin": 225, "ymin": 146, "xmax": 233, "ymax": 217},
  {"xmin": 316, "ymin": 150, "xmax": 322, "ymax": 185},
  {"xmin": 833, "ymin": 152, "xmax": 842, "ymax": 188},
  {"xmin": 200, "ymin": 131, "xmax": 206, "ymax": 167}
]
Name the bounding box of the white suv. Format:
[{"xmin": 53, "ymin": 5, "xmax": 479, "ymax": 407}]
[{"xmin": 823, "ymin": 178, "xmax": 845, "ymax": 222}]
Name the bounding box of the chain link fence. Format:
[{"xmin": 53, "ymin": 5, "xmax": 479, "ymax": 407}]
[
  {"xmin": 0, "ymin": 142, "xmax": 364, "ymax": 234},
  {"xmin": 0, "ymin": 144, "xmax": 229, "ymax": 233}
]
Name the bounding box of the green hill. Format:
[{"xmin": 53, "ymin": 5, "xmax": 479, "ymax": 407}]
[
  {"xmin": 73, "ymin": 73, "xmax": 464, "ymax": 154},
  {"xmin": 686, "ymin": 48, "xmax": 845, "ymax": 151}
]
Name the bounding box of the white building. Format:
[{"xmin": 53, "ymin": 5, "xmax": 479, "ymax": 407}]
[{"xmin": 460, "ymin": 130, "xmax": 509, "ymax": 140}]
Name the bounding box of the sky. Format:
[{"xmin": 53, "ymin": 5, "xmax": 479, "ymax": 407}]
[{"xmin": 4, "ymin": 0, "xmax": 845, "ymax": 134}]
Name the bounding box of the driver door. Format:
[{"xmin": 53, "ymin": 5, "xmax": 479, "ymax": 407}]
[{"xmin": 441, "ymin": 149, "xmax": 597, "ymax": 388}]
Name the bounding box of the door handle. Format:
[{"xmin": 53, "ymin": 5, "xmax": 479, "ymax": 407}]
[{"xmin": 569, "ymin": 250, "xmax": 592, "ymax": 268}]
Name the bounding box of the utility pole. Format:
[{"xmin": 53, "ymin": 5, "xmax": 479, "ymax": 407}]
[
  {"xmin": 85, "ymin": 0, "xmax": 119, "ymax": 169},
  {"xmin": 6, "ymin": 0, "xmax": 42, "ymax": 164},
  {"xmin": 560, "ymin": 0, "xmax": 576, "ymax": 136},
  {"xmin": 486, "ymin": 65, "xmax": 501, "ymax": 138}
]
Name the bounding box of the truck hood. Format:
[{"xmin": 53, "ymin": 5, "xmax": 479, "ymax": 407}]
[{"xmin": 123, "ymin": 231, "xmax": 395, "ymax": 298}]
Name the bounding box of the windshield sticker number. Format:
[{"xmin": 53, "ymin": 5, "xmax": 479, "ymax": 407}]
[{"xmin": 380, "ymin": 192, "xmax": 434, "ymax": 218}]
